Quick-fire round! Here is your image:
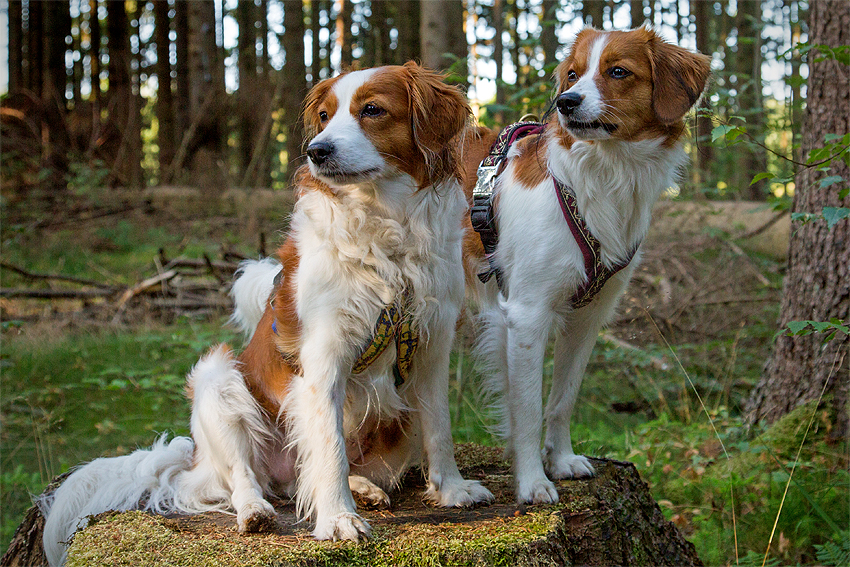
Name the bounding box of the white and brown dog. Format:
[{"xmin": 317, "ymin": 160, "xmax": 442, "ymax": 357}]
[
  {"xmin": 462, "ymin": 27, "xmax": 710, "ymax": 504},
  {"xmin": 41, "ymin": 63, "xmax": 493, "ymax": 566}
]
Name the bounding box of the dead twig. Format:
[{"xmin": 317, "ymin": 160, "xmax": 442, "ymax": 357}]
[
  {"xmin": 112, "ymin": 269, "xmax": 178, "ymax": 324},
  {"xmin": 1, "ymin": 261, "xmax": 116, "ymax": 288},
  {"xmin": 0, "ymin": 288, "xmax": 113, "ymax": 299}
]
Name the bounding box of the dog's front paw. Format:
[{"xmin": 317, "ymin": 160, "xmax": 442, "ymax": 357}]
[
  {"xmin": 516, "ymin": 477, "xmax": 559, "ymax": 505},
  {"xmin": 236, "ymin": 499, "xmax": 277, "ymax": 533},
  {"xmin": 425, "ymin": 479, "xmax": 495, "ymax": 508},
  {"xmin": 547, "ymin": 453, "xmax": 595, "ymax": 480},
  {"xmin": 313, "ymin": 512, "xmax": 371, "ymax": 541}
]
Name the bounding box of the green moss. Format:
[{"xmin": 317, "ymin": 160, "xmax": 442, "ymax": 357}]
[{"xmin": 67, "ymin": 508, "xmax": 561, "ymax": 567}]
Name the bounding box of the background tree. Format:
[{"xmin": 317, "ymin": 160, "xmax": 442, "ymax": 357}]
[
  {"xmin": 747, "ymin": 0, "xmax": 850, "ymax": 435},
  {"xmin": 421, "ymin": 0, "xmax": 468, "ymax": 83}
]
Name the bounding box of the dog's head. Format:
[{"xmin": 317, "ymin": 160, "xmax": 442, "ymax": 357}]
[
  {"xmin": 553, "ymin": 27, "xmax": 710, "ymax": 143},
  {"xmin": 303, "ymin": 63, "xmax": 470, "ymax": 190}
]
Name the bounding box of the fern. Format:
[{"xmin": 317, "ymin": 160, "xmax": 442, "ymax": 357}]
[{"xmin": 815, "ymin": 532, "xmax": 850, "ymax": 567}]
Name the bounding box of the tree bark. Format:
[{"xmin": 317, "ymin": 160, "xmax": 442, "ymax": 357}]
[
  {"xmin": 420, "ymin": 0, "xmax": 467, "ymax": 84},
  {"xmin": 736, "ymin": 0, "xmax": 768, "ymax": 200},
  {"xmin": 8, "ymin": 0, "xmax": 23, "ymax": 94},
  {"xmin": 396, "ymin": 0, "xmax": 420, "ymax": 65},
  {"xmin": 89, "ymin": 0, "xmax": 102, "ymax": 107},
  {"xmin": 2, "ymin": 449, "xmax": 702, "ymax": 567},
  {"xmin": 691, "ymin": 0, "xmax": 714, "ymax": 190},
  {"xmin": 27, "ymin": 0, "xmax": 43, "ymax": 95},
  {"xmin": 630, "ymin": 0, "xmax": 645, "ymax": 26},
  {"xmin": 747, "ymin": 0, "xmax": 850, "ymax": 435},
  {"xmin": 540, "ymin": 0, "xmax": 559, "ymax": 69},
  {"xmin": 154, "ymin": 0, "xmax": 176, "ymax": 177},
  {"xmin": 237, "ymin": 0, "xmax": 260, "ymax": 174},
  {"xmin": 582, "ymin": 0, "xmax": 605, "ymax": 27},
  {"xmin": 338, "ymin": 0, "xmax": 353, "ymax": 69},
  {"xmin": 493, "ymin": 0, "xmax": 505, "ymax": 122},
  {"xmin": 282, "ymin": 0, "xmax": 308, "ymax": 181}
]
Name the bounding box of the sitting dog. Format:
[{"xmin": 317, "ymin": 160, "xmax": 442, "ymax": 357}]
[
  {"xmin": 462, "ymin": 27, "xmax": 710, "ymax": 504},
  {"xmin": 41, "ymin": 62, "xmax": 493, "ymax": 567}
]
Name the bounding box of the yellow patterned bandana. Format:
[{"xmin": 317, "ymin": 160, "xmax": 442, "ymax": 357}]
[{"xmin": 351, "ymin": 294, "xmax": 418, "ymax": 387}]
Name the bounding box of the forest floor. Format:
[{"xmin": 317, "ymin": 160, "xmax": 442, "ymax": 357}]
[{"xmin": 1, "ymin": 189, "xmax": 846, "ymax": 565}]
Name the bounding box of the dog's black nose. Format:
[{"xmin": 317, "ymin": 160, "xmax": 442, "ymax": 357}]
[
  {"xmin": 556, "ymin": 92, "xmax": 584, "ymax": 115},
  {"xmin": 306, "ymin": 141, "xmax": 334, "ymax": 165}
]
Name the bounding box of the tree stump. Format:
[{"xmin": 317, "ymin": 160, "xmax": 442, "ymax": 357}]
[{"xmin": 2, "ymin": 445, "xmax": 701, "ymax": 566}]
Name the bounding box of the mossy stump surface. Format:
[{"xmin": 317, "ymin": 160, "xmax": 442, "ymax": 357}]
[{"xmin": 3, "ymin": 444, "xmax": 701, "ymax": 566}]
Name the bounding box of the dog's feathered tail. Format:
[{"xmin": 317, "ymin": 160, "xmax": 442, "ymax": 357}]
[
  {"xmin": 38, "ymin": 435, "xmax": 194, "ymax": 567},
  {"xmin": 39, "ymin": 345, "xmax": 271, "ymax": 566},
  {"xmin": 229, "ymin": 258, "xmax": 282, "ymax": 340}
]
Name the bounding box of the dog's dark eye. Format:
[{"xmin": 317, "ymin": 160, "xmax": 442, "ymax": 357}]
[
  {"xmin": 567, "ymin": 70, "xmax": 578, "ymax": 82},
  {"xmin": 318, "ymin": 111, "xmax": 329, "ymax": 122},
  {"xmin": 361, "ymin": 103, "xmax": 386, "ymax": 118},
  {"xmin": 608, "ymin": 66, "xmax": 632, "ymax": 79}
]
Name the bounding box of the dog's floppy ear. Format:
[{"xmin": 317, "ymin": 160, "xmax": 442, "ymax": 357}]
[
  {"xmin": 404, "ymin": 61, "xmax": 471, "ymax": 185},
  {"xmin": 302, "ymin": 77, "xmax": 335, "ymax": 139},
  {"xmin": 648, "ymin": 35, "xmax": 711, "ymax": 125}
]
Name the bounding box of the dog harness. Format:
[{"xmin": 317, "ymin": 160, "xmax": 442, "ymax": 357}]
[
  {"xmin": 272, "ymin": 291, "xmax": 417, "ymax": 387},
  {"xmin": 470, "ymin": 120, "xmax": 637, "ymax": 308}
]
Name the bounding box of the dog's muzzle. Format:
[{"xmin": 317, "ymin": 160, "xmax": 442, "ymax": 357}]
[{"xmin": 556, "ymin": 92, "xmax": 584, "ymax": 115}]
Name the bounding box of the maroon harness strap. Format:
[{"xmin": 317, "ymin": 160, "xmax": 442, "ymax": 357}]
[
  {"xmin": 552, "ymin": 180, "xmax": 637, "ymax": 308},
  {"xmin": 471, "ymin": 121, "xmax": 639, "ymax": 309}
]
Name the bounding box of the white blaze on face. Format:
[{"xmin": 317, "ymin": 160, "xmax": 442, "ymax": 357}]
[
  {"xmin": 560, "ymin": 34, "xmax": 609, "ymax": 133},
  {"xmin": 308, "ymin": 68, "xmax": 384, "ymax": 183}
]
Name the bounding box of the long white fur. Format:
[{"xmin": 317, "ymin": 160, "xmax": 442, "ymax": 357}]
[
  {"xmin": 41, "ymin": 67, "xmax": 493, "ymax": 564},
  {"xmin": 229, "ymin": 257, "xmax": 282, "ymax": 339},
  {"xmin": 474, "ymin": 31, "xmax": 690, "ymax": 505}
]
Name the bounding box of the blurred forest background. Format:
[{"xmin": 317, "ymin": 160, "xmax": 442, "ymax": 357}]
[
  {"xmin": 1, "ymin": 0, "xmax": 808, "ymax": 198},
  {"xmin": 1, "ymin": 1, "xmax": 848, "ymax": 565}
]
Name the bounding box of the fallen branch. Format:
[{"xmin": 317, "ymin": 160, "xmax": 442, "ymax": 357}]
[
  {"xmin": 0, "ymin": 288, "xmax": 113, "ymax": 299},
  {"xmin": 1, "ymin": 261, "xmax": 115, "ymax": 289},
  {"xmin": 112, "ymin": 270, "xmax": 178, "ymax": 324}
]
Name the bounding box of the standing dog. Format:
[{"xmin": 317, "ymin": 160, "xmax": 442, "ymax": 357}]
[
  {"xmin": 463, "ymin": 27, "xmax": 710, "ymax": 504},
  {"xmin": 41, "ymin": 63, "xmax": 493, "ymax": 566}
]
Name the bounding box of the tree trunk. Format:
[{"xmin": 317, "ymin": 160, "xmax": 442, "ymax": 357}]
[
  {"xmin": 736, "ymin": 0, "xmax": 767, "ymax": 200},
  {"xmin": 90, "ymin": 0, "xmax": 102, "ymax": 107},
  {"xmin": 8, "ymin": 0, "xmax": 23, "ymax": 94},
  {"xmin": 282, "ymin": 0, "xmax": 308, "ymax": 181},
  {"xmin": 396, "ymin": 0, "xmax": 420, "ymax": 65},
  {"xmin": 338, "ymin": 0, "xmax": 353, "ymax": 69},
  {"xmin": 690, "ymin": 0, "xmax": 713, "ymax": 191},
  {"xmin": 27, "ymin": 0, "xmax": 43, "ymax": 95},
  {"xmin": 420, "ymin": 0, "xmax": 467, "ymax": 83},
  {"xmin": 154, "ymin": 0, "xmax": 175, "ymax": 177},
  {"xmin": 747, "ymin": 0, "xmax": 850, "ymax": 436},
  {"xmin": 237, "ymin": 0, "xmax": 259, "ymax": 174},
  {"xmin": 493, "ymin": 0, "xmax": 505, "ymax": 122},
  {"xmin": 369, "ymin": 0, "xmax": 390, "ymax": 67},
  {"xmin": 2, "ymin": 448, "xmax": 703, "ymax": 567},
  {"xmin": 582, "ymin": 0, "xmax": 605, "ymax": 27},
  {"xmin": 174, "ymin": 1, "xmax": 190, "ymax": 134},
  {"xmin": 630, "ymin": 0, "xmax": 645, "ymax": 26},
  {"xmin": 540, "ymin": 0, "xmax": 559, "ymax": 69}
]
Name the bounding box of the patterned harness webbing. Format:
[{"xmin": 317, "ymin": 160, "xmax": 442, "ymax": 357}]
[
  {"xmin": 470, "ymin": 121, "xmax": 639, "ymax": 309},
  {"xmin": 272, "ymin": 292, "xmax": 417, "ymax": 387},
  {"xmin": 553, "ymin": 180, "xmax": 637, "ymax": 308}
]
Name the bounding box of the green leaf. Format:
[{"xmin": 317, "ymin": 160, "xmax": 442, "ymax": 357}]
[
  {"xmin": 751, "ymin": 172, "xmax": 775, "ymax": 185},
  {"xmin": 841, "ymin": 187, "xmax": 850, "ymax": 200},
  {"xmin": 786, "ymin": 320, "xmax": 814, "ymax": 335},
  {"xmin": 822, "ymin": 207, "xmax": 850, "ymax": 229},
  {"xmin": 711, "ymin": 125, "xmax": 746, "ymax": 144},
  {"xmin": 820, "ymin": 175, "xmax": 844, "ymax": 188},
  {"xmin": 791, "ymin": 212, "xmax": 816, "ymax": 225}
]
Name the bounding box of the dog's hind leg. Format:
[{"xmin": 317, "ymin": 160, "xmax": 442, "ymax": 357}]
[{"xmin": 182, "ymin": 345, "xmax": 277, "ymax": 533}]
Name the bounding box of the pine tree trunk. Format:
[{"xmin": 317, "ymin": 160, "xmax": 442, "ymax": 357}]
[
  {"xmin": 582, "ymin": 0, "xmax": 605, "ymax": 27},
  {"xmin": 736, "ymin": 0, "xmax": 768, "ymax": 200},
  {"xmin": 420, "ymin": 0, "xmax": 467, "ymax": 83},
  {"xmin": 630, "ymin": 0, "xmax": 645, "ymax": 26},
  {"xmin": 747, "ymin": 0, "xmax": 850, "ymax": 435},
  {"xmin": 237, "ymin": 0, "xmax": 259, "ymax": 174},
  {"xmin": 338, "ymin": 0, "xmax": 353, "ymax": 69},
  {"xmin": 8, "ymin": 0, "xmax": 23, "ymax": 94},
  {"xmin": 89, "ymin": 0, "xmax": 102, "ymax": 107},
  {"xmin": 691, "ymin": 0, "xmax": 713, "ymax": 191},
  {"xmin": 396, "ymin": 0, "xmax": 420, "ymax": 65},
  {"xmin": 282, "ymin": 0, "xmax": 308, "ymax": 181},
  {"xmin": 27, "ymin": 0, "xmax": 43, "ymax": 95},
  {"xmin": 154, "ymin": 0, "xmax": 175, "ymax": 177},
  {"xmin": 540, "ymin": 0, "xmax": 559, "ymax": 69}
]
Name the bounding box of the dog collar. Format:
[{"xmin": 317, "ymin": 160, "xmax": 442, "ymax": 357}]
[
  {"xmin": 272, "ymin": 291, "xmax": 417, "ymax": 387},
  {"xmin": 470, "ymin": 121, "xmax": 638, "ymax": 308}
]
